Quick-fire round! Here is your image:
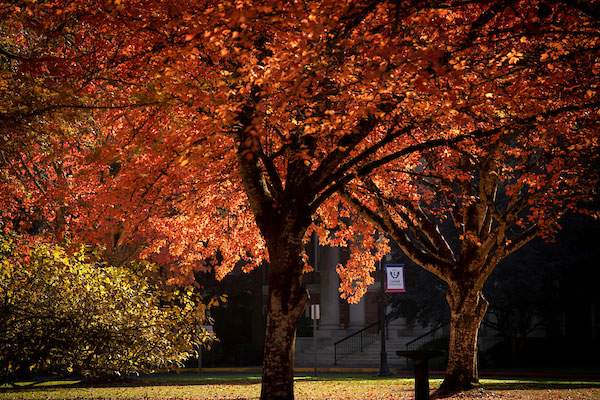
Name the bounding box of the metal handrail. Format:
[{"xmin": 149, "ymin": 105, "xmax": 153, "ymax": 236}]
[
  {"xmin": 334, "ymin": 321, "xmax": 380, "ymax": 365},
  {"xmin": 405, "ymin": 322, "xmax": 450, "ymax": 351}
]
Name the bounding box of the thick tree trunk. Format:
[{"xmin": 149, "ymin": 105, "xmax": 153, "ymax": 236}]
[
  {"xmin": 260, "ymin": 236, "xmax": 309, "ymax": 400},
  {"xmin": 438, "ymin": 285, "xmax": 488, "ymax": 396}
]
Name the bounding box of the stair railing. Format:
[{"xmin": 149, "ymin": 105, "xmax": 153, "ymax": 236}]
[
  {"xmin": 333, "ymin": 321, "xmax": 380, "ymax": 365},
  {"xmin": 404, "ymin": 322, "xmax": 450, "ymax": 351}
]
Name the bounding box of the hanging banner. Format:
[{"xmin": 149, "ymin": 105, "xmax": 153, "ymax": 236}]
[{"xmin": 385, "ymin": 264, "xmax": 405, "ymax": 293}]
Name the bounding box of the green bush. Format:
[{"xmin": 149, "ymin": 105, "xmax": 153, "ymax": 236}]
[{"xmin": 0, "ymin": 234, "xmax": 212, "ymax": 384}]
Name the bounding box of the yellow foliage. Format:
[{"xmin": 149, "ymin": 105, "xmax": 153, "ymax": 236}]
[{"xmin": 0, "ymin": 234, "xmax": 215, "ymax": 384}]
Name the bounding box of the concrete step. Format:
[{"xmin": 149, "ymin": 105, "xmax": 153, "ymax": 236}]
[{"xmin": 295, "ymin": 336, "xmax": 415, "ymax": 368}]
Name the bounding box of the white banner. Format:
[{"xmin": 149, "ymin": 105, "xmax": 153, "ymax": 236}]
[{"xmin": 385, "ymin": 264, "xmax": 405, "ymax": 293}]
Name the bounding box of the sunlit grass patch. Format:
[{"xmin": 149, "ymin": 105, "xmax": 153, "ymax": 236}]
[{"xmin": 0, "ymin": 373, "xmax": 599, "ymax": 399}]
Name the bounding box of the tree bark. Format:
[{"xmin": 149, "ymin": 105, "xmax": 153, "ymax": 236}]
[
  {"xmin": 260, "ymin": 232, "xmax": 309, "ymax": 400},
  {"xmin": 438, "ymin": 285, "xmax": 488, "ymax": 395}
]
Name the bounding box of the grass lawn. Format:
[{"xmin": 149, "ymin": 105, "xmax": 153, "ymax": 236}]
[{"xmin": 1, "ymin": 373, "xmax": 599, "ymax": 399}]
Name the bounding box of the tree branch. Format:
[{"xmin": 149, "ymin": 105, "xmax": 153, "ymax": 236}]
[
  {"xmin": 312, "ymin": 101, "xmax": 600, "ymax": 212},
  {"xmin": 339, "ymin": 188, "xmax": 451, "ymax": 280}
]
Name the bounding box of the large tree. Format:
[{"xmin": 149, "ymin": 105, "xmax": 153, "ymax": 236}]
[
  {"xmin": 333, "ymin": 1, "xmax": 600, "ymax": 394},
  {"xmin": 3, "ymin": 1, "xmax": 599, "ymax": 398},
  {"xmin": 341, "ymin": 121, "xmax": 599, "ymax": 392}
]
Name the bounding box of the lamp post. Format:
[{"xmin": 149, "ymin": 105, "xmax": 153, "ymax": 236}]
[
  {"xmin": 378, "ymin": 256, "xmax": 391, "ymax": 376},
  {"xmin": 311, "ymin": 304, "xmax": 320, "ymax": 377}
]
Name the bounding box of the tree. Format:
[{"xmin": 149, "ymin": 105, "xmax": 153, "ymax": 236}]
[
  {"xmin": 0, "ymin": 233, "xmax": 214, "ymax": 385},
  {"xmin": 341, "ymin": 126, "xmax": 599, "ymax": 393},
  {"xmin": 332, "ymin": 1, "xmax": 600, "ymax": 393},
  {"xmin": 483, "ymin": 237, "xmax": 565, "ymax": 365},
  {"xmin": 484, "ymin": 210, "xmax": 600, "ymax": 367},
  {"xmin": 3, "ymin": 1, "xmax": 600, "ymax": 398}
]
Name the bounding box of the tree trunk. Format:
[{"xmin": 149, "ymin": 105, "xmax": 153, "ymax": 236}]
[
  {"xmin": 260, "ymin": 236, "xmax": 309, "ymax": 400},
  {"xmin": 438, "ymin": 285, "xmax": 488, "ymax": 395}
]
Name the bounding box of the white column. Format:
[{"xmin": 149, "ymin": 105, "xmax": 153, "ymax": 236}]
[
  {"xmin": 319, "ymin": 245, "xmax": 340, "ymax": 333},
  {"xmin": 348, "ymin": 298, "xmax": 366, "ymax": 330}
]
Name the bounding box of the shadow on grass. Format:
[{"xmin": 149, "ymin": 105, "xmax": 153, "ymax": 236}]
[
  {"xmin": 480, "ymin": 379, "xmax": 600, "ymax": 391},
  {"xmin": 0, "ymin": 373, "xmax": 409, "ymax": 394},
  {"xmin": 2, "ymin": 373, "xmax": 599, "ymax": 394},
  {"xmin": 1, "ymin": 376, "xmax": 260, "ymax": 392},
  {"xmin": 425, "ymin": 376, "xmax": 600, "ymax": 393}
]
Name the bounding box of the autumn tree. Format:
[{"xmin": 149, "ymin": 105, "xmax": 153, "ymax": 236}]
[
  {"xmin": 340, "ymin": 113, "xmax": 599, "ymax": 393},
  {"xmin": 333, "ymin": 1, "xmax": 600, "ymax": 394},
  {"xmin": 3, "ymin": 1, "xmax": 600, "ymax": 399}
]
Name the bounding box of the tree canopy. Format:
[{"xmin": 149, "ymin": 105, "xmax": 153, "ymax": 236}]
[{"xmin": 1, "ymin": 0, "xmax": 599, "ymax": 397}]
